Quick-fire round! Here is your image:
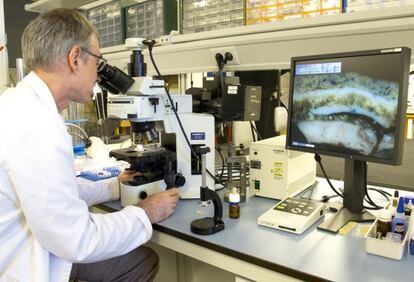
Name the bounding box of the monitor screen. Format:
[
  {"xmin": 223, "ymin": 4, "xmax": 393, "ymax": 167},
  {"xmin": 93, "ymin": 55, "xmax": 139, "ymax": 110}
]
[
  {"xmin": 286, "ymin": 48, "xmax": 410, "ymax": 165},
  {"xmin": 286, "ymin": 48, "xmax": 411, "ymax": 232}
]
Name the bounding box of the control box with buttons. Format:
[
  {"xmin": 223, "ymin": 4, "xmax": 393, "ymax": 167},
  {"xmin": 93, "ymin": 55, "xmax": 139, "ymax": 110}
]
[
  {"xmin": 249, "ymin": 136, "xmax": 316, "ymax": 200},
  {"xmin": 258, "ymin": 197, "xmax": 325, "ymax": 234}
]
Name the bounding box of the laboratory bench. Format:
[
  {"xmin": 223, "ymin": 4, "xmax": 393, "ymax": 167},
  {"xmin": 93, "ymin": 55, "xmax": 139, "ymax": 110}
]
[{"xmin": 97, "ymin": 185, "xmax": 414, "ymax": 282}]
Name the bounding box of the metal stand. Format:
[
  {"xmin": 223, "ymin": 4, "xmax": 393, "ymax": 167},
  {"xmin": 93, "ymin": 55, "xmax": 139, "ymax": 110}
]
[{"xmin": 225, "ymin": 155, "xmax": 247, "ymax": 203}]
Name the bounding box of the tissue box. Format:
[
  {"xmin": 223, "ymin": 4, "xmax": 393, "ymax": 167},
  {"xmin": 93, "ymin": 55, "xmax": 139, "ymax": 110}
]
[{"xmin": 365, "ymin": 216, "xmax": 411, "ymax": 260}]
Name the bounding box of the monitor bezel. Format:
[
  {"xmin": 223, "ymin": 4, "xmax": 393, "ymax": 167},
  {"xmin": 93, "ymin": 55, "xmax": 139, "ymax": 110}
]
[{"xmin": 286, "ymin": 47, "xmax": 411, "ymax": 165}]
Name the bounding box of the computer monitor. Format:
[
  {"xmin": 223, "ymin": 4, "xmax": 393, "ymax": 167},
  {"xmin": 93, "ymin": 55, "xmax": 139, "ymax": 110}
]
[{"xmin": 286, "ymin": 47, "xmax": 411, "ymax": 232}]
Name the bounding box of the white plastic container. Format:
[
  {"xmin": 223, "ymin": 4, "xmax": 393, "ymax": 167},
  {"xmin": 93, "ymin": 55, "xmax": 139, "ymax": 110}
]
[{"xmin": 365, "ymin": 216, "xmax": 411, "ymax": 260}]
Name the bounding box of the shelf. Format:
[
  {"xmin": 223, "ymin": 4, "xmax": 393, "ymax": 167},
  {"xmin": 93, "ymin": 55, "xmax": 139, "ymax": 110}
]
[
  {"xmin": 24, "ymin": 0, "xmax": 97, "ymax": 13},
  {"xmin": 24, "ymin": 0, "xmax": 145, "ymax": 13},
  {"xmin": 129, "ymin": 5, "xmax": 414, "ymax": 75}
]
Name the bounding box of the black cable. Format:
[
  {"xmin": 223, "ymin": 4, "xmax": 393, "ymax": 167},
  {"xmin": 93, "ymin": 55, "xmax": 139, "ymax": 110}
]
[
  {"xmin": 364, "ymin": 193, "xmax": 383, "ymax": 209},
  {"xmin": 216, "ymin": 168, "xmax": 227, "ymax": 183},
  {"xmin": 364, "ymin": 186, "xmax": 383, "ymax": 209},
  {"xmin": 249, "ymin": 121, "xmax": 256, "ymax": 142},
  {"xmin": 223, "ymin": 123, "xmax": 231, "ymax": 144},
  {"xmin": 363, "ymin": 206, "xmax": 379, "ymax": 210},
  {"xmin": 321, "ymin": 194, "xmax": 340, "ymax": 203},
  {"xmin": 217, "ymin": 123, "xmax": 232, "ymax": 184},
  {"xmin": 215, "ymin": 146, "xmax": 225, "ymax": 179},
  {"xmin": 316, "ymin": 154, "xmax": 387, "ymax": 210},
  {"xmin": 368, "ymin": 187, "xmax": 391, "ymax": 198},
  {"xmin": 215, "ymin": 53, "xmax": 227, "ymax": 101},
  {"xmin": 250, "ymin": 121, "xmax": 262, "ymax": 140},
  {"xmin": 315, "ymin": 154, "xmax": 343, "ymax": 198},
  {"xmin": 263, "ymin": 93, "xmax": 276, "ymax": 137},
  {"xmin": 362, "ymin": 162, "xmax": 383, "ymax": 210},
  {"xmin": 280, "ymin": 101, "xmax": 288, "ymax": 113},
  {"xmin": 218, "ymin": 125, "xmax": 230, "ymax": 181},
  {"xmin": 363, "ymin": 188, "xmax": 390, "ymax": 208},
  {"xmin": 219, "ymin": 70, "xmax": 226, "ymax": 100},
  {"xmin": 146, "ymin": 42, "xmax": 222, "ymax": 184},
  {"xmin": 364, "ymin": 188, "xmax": 383, "ymax": 210}
]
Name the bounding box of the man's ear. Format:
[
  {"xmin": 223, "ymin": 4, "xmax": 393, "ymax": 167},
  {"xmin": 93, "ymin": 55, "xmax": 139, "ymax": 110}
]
[{"xmin": 68, "ymin": 45, "xmax": 81, "ymax": 72}]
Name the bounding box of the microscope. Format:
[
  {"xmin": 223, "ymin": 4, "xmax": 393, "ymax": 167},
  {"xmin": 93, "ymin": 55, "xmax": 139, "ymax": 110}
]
[{"xmin": 99, "ymin": 38, "xmax": 215, "ymax": 206}]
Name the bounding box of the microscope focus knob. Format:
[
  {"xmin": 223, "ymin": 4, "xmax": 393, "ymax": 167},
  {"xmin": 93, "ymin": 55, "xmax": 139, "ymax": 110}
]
[
  {"xmin": 139, "ymin": 191, "xmax": 148, "ymax": 200},
  {"xmin": 175, "ymin": 173, "xmax": 186, "ymax": 187}
]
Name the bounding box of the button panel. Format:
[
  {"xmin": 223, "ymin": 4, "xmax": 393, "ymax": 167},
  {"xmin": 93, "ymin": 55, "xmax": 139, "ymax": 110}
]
[{"xmin": 272, "ymin": 197, "xmax": 320, "ymax": 217}]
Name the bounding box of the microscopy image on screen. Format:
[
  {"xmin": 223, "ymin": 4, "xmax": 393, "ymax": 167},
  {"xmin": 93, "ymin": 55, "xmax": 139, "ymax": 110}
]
[{"xmin": 291, "ymin": 72, "xmax": 399, "ymax": 159}]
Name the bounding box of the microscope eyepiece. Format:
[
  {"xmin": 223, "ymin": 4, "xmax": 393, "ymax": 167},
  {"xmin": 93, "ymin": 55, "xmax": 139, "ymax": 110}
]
[{"xmin": 97, "ymin": 62, "xmax": 135, "ymax": 94}]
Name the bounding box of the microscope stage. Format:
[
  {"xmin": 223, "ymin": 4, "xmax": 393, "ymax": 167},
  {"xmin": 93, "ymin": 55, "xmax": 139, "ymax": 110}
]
[{"xmin": 110, "ymin": 146, "xmax": 176, "ymax": 172}]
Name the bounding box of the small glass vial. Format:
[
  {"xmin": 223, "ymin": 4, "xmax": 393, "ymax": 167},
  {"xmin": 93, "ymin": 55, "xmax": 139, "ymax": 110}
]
[
  {"xmin": 405, "ymin": 199, "xmax": 413, "ymax": 216},
  {"xmin": 229, "ymin": 188, "xmax": 240, "ymax": 219},
  {"xmin": 391, "ymin": 190, "xmax": 399, "ymax": 216},
  {"xmin": 377, "ymin": 209, "xmax": 392, "ymax": 238}
]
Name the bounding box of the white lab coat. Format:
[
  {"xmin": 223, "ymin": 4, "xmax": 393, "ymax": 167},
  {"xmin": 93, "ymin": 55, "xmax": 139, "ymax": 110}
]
[{"xmin": 0, "ymin": 72, "xmax": 152, "ymax": 281}]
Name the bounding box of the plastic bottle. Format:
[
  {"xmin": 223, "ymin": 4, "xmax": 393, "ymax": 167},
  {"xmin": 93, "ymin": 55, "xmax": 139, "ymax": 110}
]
[
  {"xmin": 391, "ymin": 190, "xmax": 399, "ymax": 216},
  {"xmin": 228, "ymin": 188, "xmax": 240, "ymax": 219},
  {"xmin": 405, "ymin": 199, "xmax": 413, "ymax": 216},
  {"xmin": 377, "ymin": 209, "xmax": 392, "ymax": 238},
  {"xmin": 391, "ymin": 197, "xmax": 407, "ymax": 238}
]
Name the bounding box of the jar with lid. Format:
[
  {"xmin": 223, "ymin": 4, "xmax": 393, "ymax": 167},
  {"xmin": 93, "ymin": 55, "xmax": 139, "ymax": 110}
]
[
  {"xmin": 228, "ymin": 188, "xmax": 240, "ymax": 219},
  {"xmin": 377, "ymin": 209, "xmax": 392, "ymax": 238}
]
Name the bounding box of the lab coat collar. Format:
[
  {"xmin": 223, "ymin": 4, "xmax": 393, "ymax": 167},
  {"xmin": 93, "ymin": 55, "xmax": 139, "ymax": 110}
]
[{"xmin": 21, "ymin": 71, "xmax": 60, "ymax": 116}]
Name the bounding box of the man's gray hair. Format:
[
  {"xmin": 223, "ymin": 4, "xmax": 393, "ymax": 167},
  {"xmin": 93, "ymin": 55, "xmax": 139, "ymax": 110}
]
[{"xmin": 22, "ymin": 8, "xmax": 97, "ymax": 72}]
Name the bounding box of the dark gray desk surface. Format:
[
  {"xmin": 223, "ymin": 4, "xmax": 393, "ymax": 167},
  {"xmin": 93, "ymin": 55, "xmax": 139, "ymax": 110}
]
[
  {"xmin": 317, "ymin": 140, "xmax": 414, "ymax": 192},
  {"xmin": 101, "ymin": 193, "xmax": 414, "ymax": 282}
]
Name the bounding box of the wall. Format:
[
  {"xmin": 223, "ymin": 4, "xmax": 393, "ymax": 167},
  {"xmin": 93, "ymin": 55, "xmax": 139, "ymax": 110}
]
[{"xmin": 4, "ymin": 0, "xmax": 36, "ymax": 68}]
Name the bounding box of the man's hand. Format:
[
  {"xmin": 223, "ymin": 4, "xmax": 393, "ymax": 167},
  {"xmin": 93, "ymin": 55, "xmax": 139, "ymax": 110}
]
[
  {"xmin": 117, "ymin": 170, "xmax": 141, "ymax": 183},
  {"xmin": 138, "ymin": 188, "xmax": 179, "ymax": 224}
]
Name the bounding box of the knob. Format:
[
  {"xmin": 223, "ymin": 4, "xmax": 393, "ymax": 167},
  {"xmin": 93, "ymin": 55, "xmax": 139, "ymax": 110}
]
[
  {"xmin": 175, "ymin": 174, "xmax": 186, "ymax": 187},
  {"xmin": 139, "ymin": 190, "xmax": 148, "ymax": 200}
]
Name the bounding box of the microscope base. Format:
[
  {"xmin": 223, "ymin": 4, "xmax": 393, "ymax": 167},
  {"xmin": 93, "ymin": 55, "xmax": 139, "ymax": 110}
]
[
  {"xmin": 191, "ymin": 218, "xmax": 225, "ymax": 235},
  {"xmin": 120, "ymin": 180, "xmax": 166, "ymax": 207}
]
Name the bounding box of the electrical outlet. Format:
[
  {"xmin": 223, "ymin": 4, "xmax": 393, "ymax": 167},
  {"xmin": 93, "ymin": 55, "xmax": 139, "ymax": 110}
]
[{"xmin": 209, "ymin": 46, "xmax": 240, "ymax": 65}]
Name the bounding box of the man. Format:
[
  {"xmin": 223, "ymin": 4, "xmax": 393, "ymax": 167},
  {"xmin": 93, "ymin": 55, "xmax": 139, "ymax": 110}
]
[{"xmin": 0, "ymin": 9, "xmax": 179, "ymax": 282}]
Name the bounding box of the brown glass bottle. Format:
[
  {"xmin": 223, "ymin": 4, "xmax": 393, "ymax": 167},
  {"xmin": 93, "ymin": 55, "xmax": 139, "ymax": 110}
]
[
  {"xmin": 229, "ymin": 203, "xmax": 240, "ymax": 219},
  {"xmin": 377, "ymin": 209, "xmax": 392, "ymax": 238},
  {"xmin": 228, "ymin": 189, "xmax": 240, "ymax": 219}
]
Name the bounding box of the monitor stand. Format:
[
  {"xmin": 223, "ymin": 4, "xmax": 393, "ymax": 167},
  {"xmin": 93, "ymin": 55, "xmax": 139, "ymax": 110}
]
[
  {"xmin": 317, "ymin": 159, "xmax": 376, "ymax": 233},
  {"xmin": 317, "ymin": 206, "xmax": 375, "ymax": 233}
]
